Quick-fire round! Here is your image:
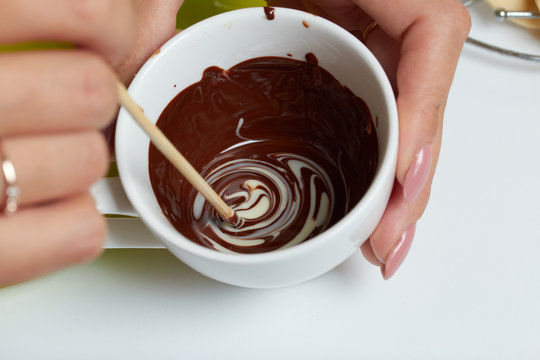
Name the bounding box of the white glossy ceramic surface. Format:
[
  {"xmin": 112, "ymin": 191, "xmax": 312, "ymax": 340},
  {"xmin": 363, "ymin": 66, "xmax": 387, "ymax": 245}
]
[{"xmin": 115, "ymin": 7, "xmax": 398, "ymax": 288}]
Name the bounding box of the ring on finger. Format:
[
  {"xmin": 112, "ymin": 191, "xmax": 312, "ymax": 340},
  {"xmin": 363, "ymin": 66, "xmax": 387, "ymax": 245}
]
[
  {"xmin": 362, "ymin": 21, "xmax": 379, "ymax": 43},
  {"xmin": 1, "ymin": 140, "xmax": 20, "ymax": 216}
]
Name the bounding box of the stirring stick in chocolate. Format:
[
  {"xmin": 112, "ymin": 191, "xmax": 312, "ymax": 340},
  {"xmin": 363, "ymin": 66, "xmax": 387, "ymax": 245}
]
[{"xmin": 116, "ymin": 81, "xmax": 238, "ymax": 225}]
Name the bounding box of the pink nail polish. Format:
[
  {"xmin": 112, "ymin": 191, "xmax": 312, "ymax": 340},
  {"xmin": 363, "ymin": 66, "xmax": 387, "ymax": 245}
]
[
  {"xmin": 382, "ymin": 223, "xmax": 416, "ymax": 280},
  {"xmin": 403, "ymin": 144, "xmax": 432, "ymax": 204}
]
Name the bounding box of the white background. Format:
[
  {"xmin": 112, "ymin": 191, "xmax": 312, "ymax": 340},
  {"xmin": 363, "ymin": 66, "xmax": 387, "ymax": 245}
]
[{"xmin": 1, "ymin": 4, "xmax": 539, "ymax": 359}]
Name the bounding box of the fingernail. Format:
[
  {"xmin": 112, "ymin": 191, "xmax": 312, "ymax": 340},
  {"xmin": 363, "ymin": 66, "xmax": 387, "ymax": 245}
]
[
  {"xmin": 403, "ymin": 144, "xmax": 432, "ymax": 204},
  {"xmin": 382, "ymin": 223, "xmax": 416, "ymax": 280}
]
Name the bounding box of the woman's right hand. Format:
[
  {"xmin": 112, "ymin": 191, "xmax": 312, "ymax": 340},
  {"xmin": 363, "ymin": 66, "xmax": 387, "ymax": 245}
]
[
  {"xmin": 0, "ymin": 0, "xmax": 136, "ymax": 286},
  {"xmin": 270, "ymin": 0, "xmax": 470, "ymax": 279}
]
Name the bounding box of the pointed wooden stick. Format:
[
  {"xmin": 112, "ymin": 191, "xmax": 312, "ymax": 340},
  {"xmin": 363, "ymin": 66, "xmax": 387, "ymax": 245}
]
[{"xmin": 116, "ymin": 81, "xmax": 236, "ymax": 224}]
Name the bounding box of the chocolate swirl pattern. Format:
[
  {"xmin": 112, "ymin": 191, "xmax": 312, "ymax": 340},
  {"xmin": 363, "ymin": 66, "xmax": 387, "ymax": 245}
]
[
  {"xmin": 149, "ymin": 55, "xmax": 378, "ymax": 254},
  {"xmin": 193, "ymin": 146, "xmax": 335, "ymax": 252}
]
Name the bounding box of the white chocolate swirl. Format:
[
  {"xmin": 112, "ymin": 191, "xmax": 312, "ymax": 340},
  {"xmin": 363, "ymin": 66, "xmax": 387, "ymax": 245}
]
[{"xmin": 193, "ymin": 152, "xmax": 334, "ymax": 253}]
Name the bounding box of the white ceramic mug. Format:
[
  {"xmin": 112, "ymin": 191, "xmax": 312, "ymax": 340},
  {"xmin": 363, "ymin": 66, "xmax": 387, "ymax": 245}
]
[{"xmin": 115, "ymin": 7, "xmax": 398, "ymax": 288}]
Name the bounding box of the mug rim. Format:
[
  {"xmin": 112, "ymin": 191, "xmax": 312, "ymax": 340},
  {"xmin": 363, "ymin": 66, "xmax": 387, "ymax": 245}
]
[{"xmin": 116, "ymin": 6, "xmax": 398, "ymax": 265}]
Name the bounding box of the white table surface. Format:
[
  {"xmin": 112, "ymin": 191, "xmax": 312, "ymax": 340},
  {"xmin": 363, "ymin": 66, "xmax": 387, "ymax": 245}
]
[{"xmin": 1, "ymin": 5, "xmax": 540, "ymax": 359}]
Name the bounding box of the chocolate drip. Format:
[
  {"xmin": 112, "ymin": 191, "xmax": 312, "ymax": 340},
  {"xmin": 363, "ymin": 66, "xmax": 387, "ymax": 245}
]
[
  {"xmin": 264, "ymin": 7, "xmax": 275, "ymax": 20},
  {"xmin": 149, "ymin": 55, "xmax": 378, "ymax": 254}
]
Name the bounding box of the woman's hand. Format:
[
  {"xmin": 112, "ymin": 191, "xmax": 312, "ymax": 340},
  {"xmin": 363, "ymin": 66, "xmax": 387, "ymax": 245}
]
[
  {"xmin": 102, "ymin": 0, "xmax": 183, "ymax": 147},
  {"xmin": 270, "ymin": 0, "xmax": 471, "ymax": 278},
  {"xmin": 0, "ymin": 0, "xmax": 138, "ymax": 286},
  {"xmin": 0, "ymin": 0, "xmax": 184, "ymax": 287},
  {"xmin": 114, "ymin": 0, "xmax": 183, "ymax": 85}
]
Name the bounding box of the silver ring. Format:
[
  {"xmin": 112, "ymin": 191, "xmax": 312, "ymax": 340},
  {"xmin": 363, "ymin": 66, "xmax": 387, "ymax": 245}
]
[{"xmin": 1, "ymin": 140, "xmax": 20, "ymax": 216}]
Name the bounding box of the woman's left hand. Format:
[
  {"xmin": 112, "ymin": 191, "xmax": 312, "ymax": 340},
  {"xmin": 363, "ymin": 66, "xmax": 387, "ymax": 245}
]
[{"xmin": 115, "ymin": 0, "xmax": 184, "ymax": 84}]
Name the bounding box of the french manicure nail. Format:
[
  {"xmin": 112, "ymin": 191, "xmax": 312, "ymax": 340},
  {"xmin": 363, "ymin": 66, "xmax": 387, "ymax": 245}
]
[
  {"xmin": 382, "ymin": 223, "xmax": 416, "ymax": 280},
  {"xmin": 403, "ymin": 144, "xmax": 432, "ymax": 204}
]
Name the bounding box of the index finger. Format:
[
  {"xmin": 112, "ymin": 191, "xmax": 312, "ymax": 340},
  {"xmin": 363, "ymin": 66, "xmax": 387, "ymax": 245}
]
[
  {"xmin": 354, "ymin": 0, "xmax": 471, "ymax": 184},
  {"xmin": 0, "ymin": 0, "xmax": 135, "ymax": 65},
  {"xmin": 353, "ymin": 0, "xmax": 470, "ymax": 264}
]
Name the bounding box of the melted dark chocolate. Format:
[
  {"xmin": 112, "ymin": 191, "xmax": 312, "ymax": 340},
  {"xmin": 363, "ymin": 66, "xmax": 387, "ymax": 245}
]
[
  {"xmin": 264, "ymin": 7, "xmax": 275, "ymax": 20},
  {"xmin": 149, "ymin": 55, "xmax": 378, "ymax": 254}
]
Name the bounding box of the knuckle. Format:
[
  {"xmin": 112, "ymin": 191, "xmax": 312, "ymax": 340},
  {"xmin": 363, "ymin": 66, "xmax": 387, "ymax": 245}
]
[
  {"xmin": 68, "ymin": 0, "xmax": 112, "ymax": 30},
  {"xmin": 77, "ymin": 54, "xmax": 117, "ymax": 126},
  {"xmin": 72, "ymin": 197, "xmax": 107, "ymax": 263},
  {"xmin": 80, "ymin": 131, "xmax": 110, "ymax": 180},
  {"xmin": 441, "ymin": 1, "xmax": 472, "ymax": 38},
  {"xmin": 68, "ymin": 0, "xmax": 135, "ymax": 63},
  {"xmin": 429, "ymin": 1, "xmax": 471, "ymax": 41},
  {"xmin": 450, "ymin": 1, "xmax": 472, "ymax": 37}
]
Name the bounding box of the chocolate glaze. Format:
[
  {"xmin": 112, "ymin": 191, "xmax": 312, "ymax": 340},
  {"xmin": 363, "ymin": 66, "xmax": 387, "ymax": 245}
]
[
  {"xmin": 264, "ymin": 7, "xmax": 275, "ymax": 20},
  {"xmin": 149, "ymin": 55, "xmax": 378, "ymax": 254}
]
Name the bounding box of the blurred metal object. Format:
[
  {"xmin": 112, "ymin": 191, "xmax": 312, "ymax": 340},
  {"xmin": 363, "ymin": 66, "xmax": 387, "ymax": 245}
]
[
  {"xmin": 494, "ymin": 8, "xmax": 540, "ymax": 20},
  {"xmin": 466, "ymin": 37, "xmax": 540, "ymax": 62},
  {"xmin": 461, "ymin": 0, "xmax": 480, "ymax": 7},
  {"xmin": 463, "ymin": 0, "xmax": 540, "ymax": 63}
]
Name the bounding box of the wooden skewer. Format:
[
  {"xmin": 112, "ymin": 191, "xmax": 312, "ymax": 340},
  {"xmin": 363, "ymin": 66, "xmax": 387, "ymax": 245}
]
[{"xmin": 116, "ymin": 81, "xmax": 237, "ymax": 224}]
